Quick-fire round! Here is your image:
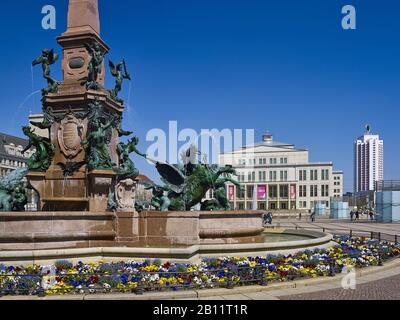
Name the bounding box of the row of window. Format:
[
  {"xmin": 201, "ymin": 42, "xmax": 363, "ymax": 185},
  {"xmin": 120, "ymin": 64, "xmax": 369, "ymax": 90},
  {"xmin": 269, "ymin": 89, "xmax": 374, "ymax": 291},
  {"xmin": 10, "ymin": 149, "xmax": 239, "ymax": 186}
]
[
  {"xmin": 299, "ymin": 185, "xmax": 330, "ymax": 198},
  {"xmin": 235, "ymin": 201, "xmax": 330, "ymax": 211},
  {"xmin": 233, "ymin": 183, "xmax": 334, "ymax": 199},
  {"xmin": 237, "ymin": 169, "xmax": 331, "ymax": 183},
  {"xmin": 238, "ymin": 157, "xmax": 288, "ymax": 166},
  {"xmin": 299, "ymin": 169, "xmax": 330, "ymax": 181},
  {"xmin": 238, "ymin": 170, "xmax": 289, "ymax": 182}
]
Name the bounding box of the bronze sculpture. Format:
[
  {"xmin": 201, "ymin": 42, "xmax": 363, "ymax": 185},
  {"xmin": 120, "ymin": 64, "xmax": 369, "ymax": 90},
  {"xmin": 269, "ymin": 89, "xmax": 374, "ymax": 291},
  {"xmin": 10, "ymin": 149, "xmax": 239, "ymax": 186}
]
[
  {"xmin": 147, "ymin": 146, "xmax": 242, "ymax": 211},
  {"xmin": 115, "ymin": 136, "xmax": 146, "ymax": 181},
  {"xmin": 109, "ymin": 59, "xmax": 131, "ymax": 104},
  {"xmin": 22, "ymin": 126, "xmax": 55, "ymax": 172},
  {"xmin": 82, "ymin": 114, "xmax": 115, "ymax": 170},
  {"xmin": 32, "ymin": 49, "xmax": 60, "ymax": 95},
  {"xmin": 82, "ymin": 42, "xmax": 105, "ymax": 90},
  {"xmin": 0, "ymin": 169, "xmax": 28, "ymax": 212}
]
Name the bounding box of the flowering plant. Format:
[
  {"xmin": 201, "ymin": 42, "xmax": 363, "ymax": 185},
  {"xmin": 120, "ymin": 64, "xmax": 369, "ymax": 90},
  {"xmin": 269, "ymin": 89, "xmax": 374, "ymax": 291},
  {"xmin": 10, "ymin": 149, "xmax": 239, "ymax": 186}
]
[{"xmin": 0, "ymin": 236, "xmax": 398, "ymax": 296}]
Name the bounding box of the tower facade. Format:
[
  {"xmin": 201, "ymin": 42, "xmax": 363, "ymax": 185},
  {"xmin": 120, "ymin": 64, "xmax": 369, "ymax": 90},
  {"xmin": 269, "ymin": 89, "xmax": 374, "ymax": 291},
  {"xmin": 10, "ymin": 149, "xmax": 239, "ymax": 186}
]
[{"xmin": 354, "ymin": 125, "xmax": 384, "ymax": 193}]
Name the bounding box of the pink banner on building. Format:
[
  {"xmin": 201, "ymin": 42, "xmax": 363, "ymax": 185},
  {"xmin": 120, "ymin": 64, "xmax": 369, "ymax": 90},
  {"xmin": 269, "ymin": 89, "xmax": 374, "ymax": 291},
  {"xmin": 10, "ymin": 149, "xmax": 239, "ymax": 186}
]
[
  {"xmin": 228, "ymin": 186, "xmax": 235, "ymax": 200},
  {"xmin": 290, "ymin": 185, "xmax": 296, "ymax": 200},
  {"xmin": 258, "ymin": 185, "xmax": 266, "ymax": 200}
]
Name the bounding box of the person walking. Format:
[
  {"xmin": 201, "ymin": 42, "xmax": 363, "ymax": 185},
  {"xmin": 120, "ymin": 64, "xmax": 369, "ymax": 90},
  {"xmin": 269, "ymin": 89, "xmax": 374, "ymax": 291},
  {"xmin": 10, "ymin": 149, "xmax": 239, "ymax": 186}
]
[
  {"xmin": 262, "ymin": 213, "xmax": 268, "ymax": 226},
  {"xmin": 369, "ymin": 209, "xmax": 374, "ymax": 221},
  {"xmin": 299, "ymin": 212, "xmax": 302, "ymax": 221},
  {"xmin": 350, "ymin": 210, "xmax": 354, "ymax": 222},
  {"xmin": 355, "ymin": 210, "xmax": 360, "ymax": 221},
  {"xmin": 310, "ymin": 210, "xmax": 316, "ymax": 223}
]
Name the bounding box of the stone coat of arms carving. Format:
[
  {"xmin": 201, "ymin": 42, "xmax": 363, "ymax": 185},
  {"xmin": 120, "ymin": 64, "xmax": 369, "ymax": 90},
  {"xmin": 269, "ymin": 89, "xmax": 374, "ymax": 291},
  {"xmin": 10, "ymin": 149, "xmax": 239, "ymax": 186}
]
[
  {"xmin": 58, "ymin": 113, "xmax": 86, "ymax": 159},
  {"xmin": 116, "ymin": 178, "xmax": 137, "ymax": 211}
]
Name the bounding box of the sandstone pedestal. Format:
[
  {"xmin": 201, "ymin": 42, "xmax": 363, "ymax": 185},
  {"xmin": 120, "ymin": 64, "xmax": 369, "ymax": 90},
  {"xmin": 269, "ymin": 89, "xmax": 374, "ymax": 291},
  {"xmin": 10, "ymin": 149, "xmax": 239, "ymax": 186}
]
[{"xmin": 88, "ymin": 170, "xmax": 116, "ymax": 212}]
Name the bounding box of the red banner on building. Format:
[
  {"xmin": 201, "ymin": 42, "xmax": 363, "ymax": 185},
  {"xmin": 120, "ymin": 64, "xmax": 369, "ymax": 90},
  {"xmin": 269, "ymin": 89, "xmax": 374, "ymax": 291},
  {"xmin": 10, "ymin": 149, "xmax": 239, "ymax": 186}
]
[
  {"xmin": 228, "ymin": 186, "xmax": 235, "ymax": 200},
  {"xmin": 290, "ymin": 185, "xmax": 296, "ymax": 200},
  {"xmin": 258, "ymin": 185, "xmax": 266, "ymax": 200}
]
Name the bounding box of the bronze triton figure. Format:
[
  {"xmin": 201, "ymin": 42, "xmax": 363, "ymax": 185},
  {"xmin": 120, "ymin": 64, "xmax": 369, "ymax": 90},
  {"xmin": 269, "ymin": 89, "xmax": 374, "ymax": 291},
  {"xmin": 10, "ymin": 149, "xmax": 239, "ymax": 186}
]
[
  {"xmin": 109, "ymin": 59, "xmax": 131, "ymax": 104},
  {"xmin": 32, "ymin": 49, "xmax": 60, "ymax": 95}
]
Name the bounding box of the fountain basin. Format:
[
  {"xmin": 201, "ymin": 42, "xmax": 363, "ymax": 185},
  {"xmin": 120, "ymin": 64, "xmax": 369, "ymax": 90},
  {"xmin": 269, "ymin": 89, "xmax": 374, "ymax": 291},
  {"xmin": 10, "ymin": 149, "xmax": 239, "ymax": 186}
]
[
  {"xmin": 0, "ymin": 210, "xmax": 264, "ymax": 250},
  {"xmin": 0, "ymin": 211, "xmax": 333, "ymax": 265}
]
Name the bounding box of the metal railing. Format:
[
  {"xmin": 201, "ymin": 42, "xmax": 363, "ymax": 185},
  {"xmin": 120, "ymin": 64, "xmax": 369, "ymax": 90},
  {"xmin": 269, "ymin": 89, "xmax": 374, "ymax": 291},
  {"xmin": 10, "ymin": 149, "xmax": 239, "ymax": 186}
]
[{"xmin": 289, "ymin": 224, "xmax": 399, "ymax": 244}]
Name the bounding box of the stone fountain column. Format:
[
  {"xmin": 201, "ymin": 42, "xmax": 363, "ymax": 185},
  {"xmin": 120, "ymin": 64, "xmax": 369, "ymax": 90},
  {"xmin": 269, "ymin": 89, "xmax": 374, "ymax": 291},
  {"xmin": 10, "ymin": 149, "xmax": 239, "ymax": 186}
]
[{"xmin": 27, "ymin": 0, "xmax": 124, "ymax": 212}]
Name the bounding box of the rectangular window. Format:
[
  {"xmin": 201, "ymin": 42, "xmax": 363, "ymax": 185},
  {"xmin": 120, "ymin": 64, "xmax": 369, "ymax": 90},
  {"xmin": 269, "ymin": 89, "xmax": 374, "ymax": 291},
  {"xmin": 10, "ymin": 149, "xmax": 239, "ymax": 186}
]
[
  {"xmin": 321, "ymin": 185, "xmax": 329, "ymax": 197},
  {"xmin": 236, "ymin": 187, "xmax": 245, "ymax": 199},
  {"xmin": 247, "ymin": 185, "xmax": 254, "ymax": 199},
  {"xmin": 299, "ymin": 170, "xmax": 307, "ymax": 181},
  {"xmin": 279, "ymin": 185, "xmax": 289, "ymax": 198},
  {"xmin": 299, "ymin": 185, "xmax": 307, "ymax": 197},
  {"xmin": 321, "ymin": 169, "xmax": 329, "ymax": 181},
  {"xmin": 268, "ymin": 185, "xmax": 278, "ymax": 198},
  {"xmin": 310, "ymin": 185, "xmax": 318, "ymax": 197},
  {"xmin": 310, "ymin": 170, "xmax": 318, "ymax": 181},
  {"xmin": 280, "ymin": 170, "xmax": 288, "ymax": 181}
]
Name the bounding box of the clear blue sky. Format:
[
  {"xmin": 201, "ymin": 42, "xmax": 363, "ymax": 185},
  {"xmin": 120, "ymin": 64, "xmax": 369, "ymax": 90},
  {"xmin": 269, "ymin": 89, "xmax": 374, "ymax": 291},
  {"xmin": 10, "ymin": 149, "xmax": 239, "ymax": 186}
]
[{"xmin": 0, "ymin": 0, "xmax": 399, "ymax": 192}]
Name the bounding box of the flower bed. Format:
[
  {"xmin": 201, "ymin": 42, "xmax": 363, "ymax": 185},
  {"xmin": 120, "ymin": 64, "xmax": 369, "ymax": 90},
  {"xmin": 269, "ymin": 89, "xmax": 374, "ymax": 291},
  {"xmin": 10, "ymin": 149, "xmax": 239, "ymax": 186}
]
[{"xmin": 0, "ymin": 236, "xmax": 399, "ymax": 296}]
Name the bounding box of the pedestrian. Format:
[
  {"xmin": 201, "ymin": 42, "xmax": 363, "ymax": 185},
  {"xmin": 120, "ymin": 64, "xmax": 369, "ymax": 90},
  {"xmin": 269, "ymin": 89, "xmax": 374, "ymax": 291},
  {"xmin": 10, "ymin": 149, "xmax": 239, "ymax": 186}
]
[
  {"xmin": 350, "ymin": 210, "xmax": 354, "ymax": 222},
  {"xmin": 355, "ymin": 210, "xmax": 360, "ymax": 221},
  {"xmin": 310, "ymin": 210, "xmax": 316, "ymax": 223},
  {"xmin": 299, "ymin": 212, "xmax": 302, "ymax": 221},
  {"xmin": 268, "ymin": 212, "xmax": 273, "ymax": 225},
  {"xmin": 369, "ymin": 210, "xmax": 374, "ymax": 221},
  {"xmin": 262, "ymin": 213, "xmax": 268, "ymax": 226}
]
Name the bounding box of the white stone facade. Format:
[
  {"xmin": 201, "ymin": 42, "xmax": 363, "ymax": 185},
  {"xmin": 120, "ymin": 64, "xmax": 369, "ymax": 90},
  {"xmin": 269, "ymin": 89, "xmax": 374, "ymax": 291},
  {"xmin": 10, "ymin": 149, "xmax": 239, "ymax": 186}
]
[{"xmin": 215, "ymin": 133, "xmax": 343, "ymax": 212}]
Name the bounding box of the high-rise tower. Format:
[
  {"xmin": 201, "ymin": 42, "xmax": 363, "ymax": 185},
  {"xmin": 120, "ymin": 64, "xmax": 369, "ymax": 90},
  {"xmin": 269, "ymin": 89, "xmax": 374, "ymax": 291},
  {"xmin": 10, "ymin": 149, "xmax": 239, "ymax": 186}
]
[{"xmin": 354, "ymin": 125, "xmax": 384, "ymax": 193}]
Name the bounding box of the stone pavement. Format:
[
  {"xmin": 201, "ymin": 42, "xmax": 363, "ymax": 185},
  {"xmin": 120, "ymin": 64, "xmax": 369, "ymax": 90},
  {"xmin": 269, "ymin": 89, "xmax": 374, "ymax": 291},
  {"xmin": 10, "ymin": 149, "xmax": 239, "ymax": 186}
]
[
  {"xmin": 280, "ymin": 273, "xmax": 400, "ymax": 300},
  {"xmin": 180, "ymin": 258, "xmax": 400, "ymax": 301},
  {"xmin": 271, "ymin": 217, "xmax": 400, "ymax": 242}
]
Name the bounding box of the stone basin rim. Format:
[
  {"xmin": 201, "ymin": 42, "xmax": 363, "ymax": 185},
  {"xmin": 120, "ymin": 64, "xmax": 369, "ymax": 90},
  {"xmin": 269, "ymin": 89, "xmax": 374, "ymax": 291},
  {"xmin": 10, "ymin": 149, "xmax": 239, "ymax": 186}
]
[{"xmin": 0, "ymin": 230, "xmax": 333, "ymax": 264}]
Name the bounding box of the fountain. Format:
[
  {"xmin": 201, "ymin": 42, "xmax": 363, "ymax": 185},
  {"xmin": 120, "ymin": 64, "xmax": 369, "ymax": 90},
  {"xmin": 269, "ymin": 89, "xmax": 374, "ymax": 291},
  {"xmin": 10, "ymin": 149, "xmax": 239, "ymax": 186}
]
[{"xmin": 0, "ymin": 0, "xmax": 333, "ymax": 266}]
